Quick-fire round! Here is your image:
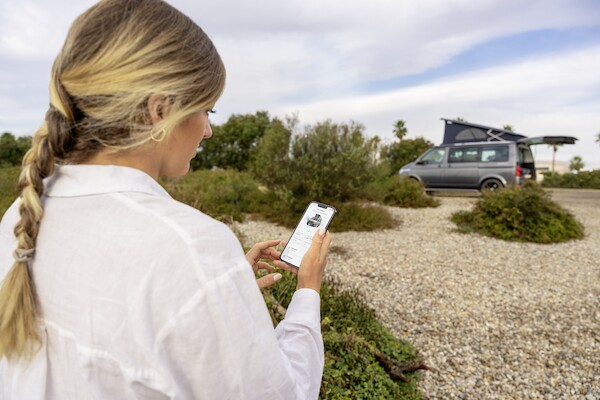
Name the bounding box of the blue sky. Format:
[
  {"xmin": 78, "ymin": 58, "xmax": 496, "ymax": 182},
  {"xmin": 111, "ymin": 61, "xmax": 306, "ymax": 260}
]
[{"xmin": 1, "ymin": 0, "xmax": 599, "ymax": 168}]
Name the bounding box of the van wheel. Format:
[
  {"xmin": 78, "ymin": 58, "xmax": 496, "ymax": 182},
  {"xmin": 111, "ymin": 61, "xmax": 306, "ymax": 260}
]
[{"xmin": 480, "ymin": 178, "xmax": 503, "ymax": 192}]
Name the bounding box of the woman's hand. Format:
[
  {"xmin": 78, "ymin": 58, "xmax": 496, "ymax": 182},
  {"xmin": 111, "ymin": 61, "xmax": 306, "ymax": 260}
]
[
  {"xmin": 297, "ymin": 228, "xmax": 332, "ymax": 293},
  {"xmin": 245, "ymin": 239, "xmax": 297, "ymax": 289}
]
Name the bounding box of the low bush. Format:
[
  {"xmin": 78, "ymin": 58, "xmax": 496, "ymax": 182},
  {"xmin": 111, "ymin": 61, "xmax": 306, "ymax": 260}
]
[
  {"xmin": 265, "ymin": 272, "xmax": 423, "ymax": 399},
  {"xmin": 164, "ymin": 169, "xmax": 397, "ymax": 232},
  {"xmin": 0, "ymin": 166, "xmax": 20, "ymax": 219},
  {"xmin": 373, "ymin": 176, "xmax": 439, "ymax": 208},
  {"xmin": 330, "ymin": 202, "xmax": 397, "ymax": 232},
  {"xmin": 161, "ymin": 169, "xmax": 267, "ymax": 222},
  {"xmin": 242, "ymin": 191, "xmax": 397, "ymax": 233},
  {"xmin": 541, "ymin": 170, "xmax": 600, "ymax": 189},
  {"xmin": 451, "ymin": 183, "xmax": 584, "ymax": 243}
]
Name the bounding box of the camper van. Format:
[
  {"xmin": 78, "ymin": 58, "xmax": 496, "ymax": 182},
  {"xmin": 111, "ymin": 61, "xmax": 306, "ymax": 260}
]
[{"xmin": 399, "ymin": 119, "xmax": 577, "ymax": 191}]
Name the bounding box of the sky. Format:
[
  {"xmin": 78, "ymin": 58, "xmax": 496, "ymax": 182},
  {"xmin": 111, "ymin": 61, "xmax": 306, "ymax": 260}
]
[{"xmin": 1, "ymin": 0, "xmax": 599, "ymax": 169}]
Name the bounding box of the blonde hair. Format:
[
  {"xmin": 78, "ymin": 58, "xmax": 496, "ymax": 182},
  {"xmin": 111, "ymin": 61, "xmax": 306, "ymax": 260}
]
[{"xmin": 0, "ymin": 0, "xmax": 225, "ymax": 360}]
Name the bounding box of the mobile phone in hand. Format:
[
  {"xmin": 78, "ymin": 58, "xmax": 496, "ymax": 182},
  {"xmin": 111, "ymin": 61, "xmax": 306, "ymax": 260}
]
[{"xmin": 280, "ymin": 201, "xmax": 337, "ymax": 268}]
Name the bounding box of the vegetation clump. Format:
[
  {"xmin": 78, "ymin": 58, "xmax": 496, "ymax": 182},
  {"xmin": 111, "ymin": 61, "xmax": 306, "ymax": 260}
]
[
  {"xmin": 365, "ymin": 175, "xmax": 439, "ymax": 208},
  {"xmin": 452, "ymin": 183, "xmax": 584, "ymax": 243},
  {"xmin": 161, "ymin": 169, "xmax": 266, "ymax": 222},
  {"xmin": 264, "ymin": 273, "xmax": 426, "ymax": 399},
  {"xmin": 0, "ymin": 166, "xmax": 20, "ymax": 218},
  {"xmin": 541, "ymin": 170, "xmax": 600, "ymax": 189}
]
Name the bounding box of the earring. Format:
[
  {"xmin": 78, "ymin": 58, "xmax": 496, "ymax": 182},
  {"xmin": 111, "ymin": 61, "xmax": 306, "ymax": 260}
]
[{"xmin": 150, "ymin": 128, "xmax": 167, "ymax": 142}]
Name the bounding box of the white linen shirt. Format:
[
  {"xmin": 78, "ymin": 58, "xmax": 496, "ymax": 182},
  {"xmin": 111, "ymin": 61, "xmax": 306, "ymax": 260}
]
[{"xmin": 0, "ymin": 165, "xmax": 324, "ymax": 400}]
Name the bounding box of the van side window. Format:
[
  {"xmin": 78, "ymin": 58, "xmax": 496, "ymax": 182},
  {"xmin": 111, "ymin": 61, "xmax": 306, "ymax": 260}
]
[
  {"xmin": 449, "ymin": 147, "xmax": 479, "ymax": 163},
  {"xmin": 421, "ymin": 148, "xmax": 446, "ymax": 164},
  {"xmin": 481, "ymin": 145, "xmax": 509, "ymax": 162}
]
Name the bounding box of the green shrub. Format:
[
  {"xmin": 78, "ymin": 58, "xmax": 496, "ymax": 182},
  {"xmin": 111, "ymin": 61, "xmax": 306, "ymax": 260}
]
[
  {"xmin": 247, "ymin": 190, "xmax": 397, "ymax": 233},
  {"xmin": 541, "ymin": 170, "xmax": 600, "ymax": 189},
  {"xmin": 244, "ymin": 119, "xmax": 402, "ymax": 232},
  {"xmin": 286, "ymin": 121, "xmax": 379, "ymax": 202},
  {"xmin": 375, "ymin": 176, "xmax": 439, "ymax": 208},
  {"xmin": 265, "ymin": 273, "xmax": 423, "ymax": 399},
  {"xmin": 451, "ymin": 183, "xmax": 584, "ymax": 243},
  {"xmin": 0, "ymin": 166, "xmax": 20, "ymax": 219},
  {"xmin": 161, "ymin": 169, "xmax": 266, "ymax": 222},
  {"xmin": 331, "ymin": 202, "xmax": 396, "ymax": 232}
]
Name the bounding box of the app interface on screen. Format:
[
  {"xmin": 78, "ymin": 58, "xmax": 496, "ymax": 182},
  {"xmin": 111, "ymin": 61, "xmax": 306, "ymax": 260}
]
[{"xmin": 282, "ymin": 203, "xmax": 335, "ymax": 267}]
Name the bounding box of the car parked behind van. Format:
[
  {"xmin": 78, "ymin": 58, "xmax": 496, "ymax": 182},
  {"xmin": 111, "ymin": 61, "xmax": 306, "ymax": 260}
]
[{"xmin": 399, "ymin": 119, "xmax": 577, "ymax": 191}]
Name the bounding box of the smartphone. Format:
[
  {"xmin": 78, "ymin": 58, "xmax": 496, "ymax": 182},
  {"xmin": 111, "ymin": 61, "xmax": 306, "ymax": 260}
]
[{"xmin": 280, "ymin": 201, "xmax": 337, "ymax": 269}]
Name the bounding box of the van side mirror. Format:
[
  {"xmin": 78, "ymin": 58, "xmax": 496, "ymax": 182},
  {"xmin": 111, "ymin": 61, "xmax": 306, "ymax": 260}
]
[{"xmin": 416, "ymin": 160, "xmax": 425, "ymax": 165}]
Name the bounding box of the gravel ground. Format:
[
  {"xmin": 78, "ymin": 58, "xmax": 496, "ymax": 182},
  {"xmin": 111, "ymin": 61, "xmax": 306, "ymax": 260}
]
[{"xmin": 234, "ymin": 195, "xmax": 600, "ymax": 399}]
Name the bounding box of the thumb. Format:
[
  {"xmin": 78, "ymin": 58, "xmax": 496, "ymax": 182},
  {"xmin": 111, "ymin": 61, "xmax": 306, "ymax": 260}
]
[
  {"xmin": 307, "ymin": 227, "xmax": 326, "ymax": 252},
  {"xmin": 256, "ymin": 273, "xmax": 283, "ymax": 289}
]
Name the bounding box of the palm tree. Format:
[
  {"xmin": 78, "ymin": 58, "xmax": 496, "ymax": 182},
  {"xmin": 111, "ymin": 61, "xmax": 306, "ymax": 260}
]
[
  {"xmin": 393, "ymin": 120, "xmax": 407, "ymax": 141},
  {"xmin": 596, "ymin": 131, "xmax": 600, "ymax": 146},
  {"xmin": 550, "ymin": 144, "xmax": 563, "ymax": 173},
  {"xmin": 503, "ymin": 124, "xmax": 514, "ymax": 132},
  {"xmin": 569, "ymin": 156, "xmax": 584, "ymax": 173}
]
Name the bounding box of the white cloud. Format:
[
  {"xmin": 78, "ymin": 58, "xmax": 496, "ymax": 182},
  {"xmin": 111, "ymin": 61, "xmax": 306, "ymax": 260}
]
[
  {"xmin": 1, "ymin": 0, "xmax": 599, "ymax": 167},
  {"xmin": 0, "ymin": 1, "xmax": 96, "ymax": 60},
  {"xmin": 272, "ymin": 45, "xmax": 600, "ymax": 168}
]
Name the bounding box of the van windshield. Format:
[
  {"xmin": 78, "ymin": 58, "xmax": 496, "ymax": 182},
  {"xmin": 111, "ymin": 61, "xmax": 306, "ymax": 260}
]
[{"xmin": 420, "ymin": 148, "xmax": 446, "ymax": 164}]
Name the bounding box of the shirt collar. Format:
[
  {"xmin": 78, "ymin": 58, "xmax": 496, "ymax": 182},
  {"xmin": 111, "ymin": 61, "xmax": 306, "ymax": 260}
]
[{"xmin": 44, "ymin": 164, "xmax": 172, "ymax": 199}]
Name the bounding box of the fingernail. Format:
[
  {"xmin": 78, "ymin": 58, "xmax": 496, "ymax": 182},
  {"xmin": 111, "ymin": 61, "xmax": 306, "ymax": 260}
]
[
  {"xmin": 273, "ymin": 273, "xmax": 282, "ymax": 282},
  {"xmin": 318, "ymin": 228, "xmax": 326, "ymax": 236}
]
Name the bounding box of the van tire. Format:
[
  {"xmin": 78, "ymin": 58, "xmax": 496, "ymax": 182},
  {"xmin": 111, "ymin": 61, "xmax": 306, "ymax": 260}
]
[{"xmin": 480, "ymin": 178, "xmax": 503, "ymax": 192}]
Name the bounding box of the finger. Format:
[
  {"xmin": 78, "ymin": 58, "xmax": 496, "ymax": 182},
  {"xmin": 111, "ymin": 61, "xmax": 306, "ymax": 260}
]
[
  {"xmin": 319, "ymin": 231, "xmax": 333, "ymax": 259},
  {"xmin": 256, "ymin": 239, "xmax": 282, "ymax": 251},
  {"xmin": 256, "ymin": 261, "xmax": 275, "ymax": 271},
  {"xmin": 273, "ymin": 260, "xmax": 298, "ymax": 274},
  {"xmin": 257, "ymin": 273, "xmax": 283, "ymax": 289},
  {"xmin": 260, "ymin": 247, "xmax": 281, "ymax": 261},
  {"xmin": 307, "ymin": 228, "xmax": 326, "ymax": 254}
]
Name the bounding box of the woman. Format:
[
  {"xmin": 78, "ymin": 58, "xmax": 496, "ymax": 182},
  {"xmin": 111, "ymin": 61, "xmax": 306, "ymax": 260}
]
[{"xmin": 0, "ymin": 0, "xmax": 332, "ymax": 398}]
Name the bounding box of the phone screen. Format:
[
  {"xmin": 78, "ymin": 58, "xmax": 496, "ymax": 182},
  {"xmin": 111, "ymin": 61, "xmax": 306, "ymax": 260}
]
[{"xmin": 280, "ymin": 201, "xmax": 336, "ymax": 268}]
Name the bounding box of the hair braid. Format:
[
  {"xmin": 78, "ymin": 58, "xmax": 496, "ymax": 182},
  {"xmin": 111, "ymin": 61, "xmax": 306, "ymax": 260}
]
[
  {"xmin": 0, "ymin": 126, "xmax": 54, "ymax": 360},
  {"xmin": 0, "ymin": 77, "xmax": 75, "ymax": 360}
]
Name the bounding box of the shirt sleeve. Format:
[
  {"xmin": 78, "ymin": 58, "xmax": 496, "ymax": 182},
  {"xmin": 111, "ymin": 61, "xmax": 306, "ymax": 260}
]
[
  {"xmin": 274, "ymin": 289, "xmax": 324, "ymax": 400},
  {"xmin": 155, "ymin": 260, "xmax": 324, "ymax": 400}
]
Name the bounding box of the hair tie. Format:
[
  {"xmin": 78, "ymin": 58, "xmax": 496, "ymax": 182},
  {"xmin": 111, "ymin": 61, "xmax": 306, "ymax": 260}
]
[{"xmin": 13, "ymin": 248, "xmax": 35, "ymax": 263}]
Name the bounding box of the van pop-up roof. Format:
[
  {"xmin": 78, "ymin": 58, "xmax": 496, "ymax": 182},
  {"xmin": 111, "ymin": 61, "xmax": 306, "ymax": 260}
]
[{"xmin": 441, "ymin": 118, "xmax": 577, "ymax": 146}]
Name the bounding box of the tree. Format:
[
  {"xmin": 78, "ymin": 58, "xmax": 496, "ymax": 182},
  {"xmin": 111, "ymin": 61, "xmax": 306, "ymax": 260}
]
[
  {"xmin": 455, "ymin": 117, "xmax": 465, "ymax": 122},
  {"xmin": 596, "ymin": 131, "xmax": 600, "ymax": 146},
  {"xmin": 0, "ymin": 132, "xmax": 32, "ymax": 166},
  {"xmin": 569, "ymin": 156, "xmax": 584, "ymax": 173},
  {"xmin": 503, "ymin": 124, "xmax": 514, "ymax": 132},
  {"xmin": 249, "ymin": 118, "xmax": 292, "ymax": 186},
  {"xmin": 381, "ymin": 138, "xmax": 434, "ymax": 175},
  {"xmin": 191, "ymin": 111, "xmax": 271, "ymax": 170},
  {"xmin": 287, "ymin": 120, "xmax": 379, "ymax": 202},
  {"xmin": 393, "ymin": 120, "xmax": 407, "ymax": 141}
]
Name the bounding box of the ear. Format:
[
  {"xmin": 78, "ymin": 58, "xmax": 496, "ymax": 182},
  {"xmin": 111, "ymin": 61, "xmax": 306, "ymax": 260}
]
[{"xmin": 147, "ymin": 94, "xmax": 170, "ymax": 124}]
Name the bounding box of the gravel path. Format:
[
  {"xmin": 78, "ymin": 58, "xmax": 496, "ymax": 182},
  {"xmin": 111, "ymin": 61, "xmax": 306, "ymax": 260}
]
[{"xmin": 234, "ymin": 195, "xmax": 600, "ymax": 399}]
